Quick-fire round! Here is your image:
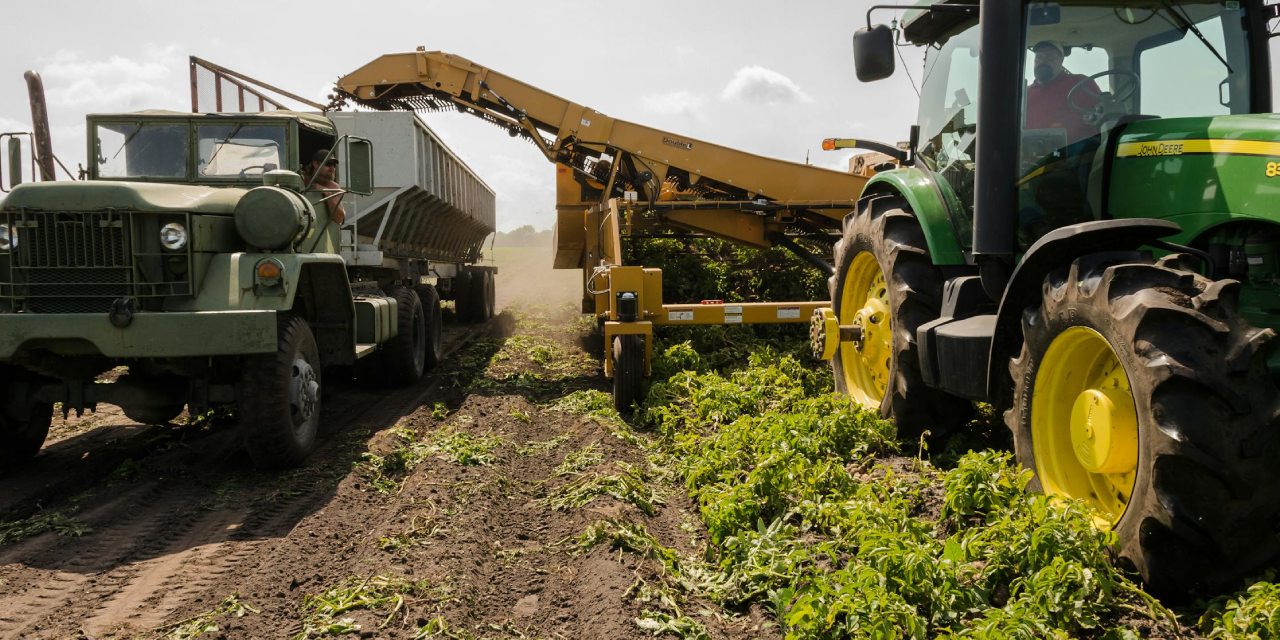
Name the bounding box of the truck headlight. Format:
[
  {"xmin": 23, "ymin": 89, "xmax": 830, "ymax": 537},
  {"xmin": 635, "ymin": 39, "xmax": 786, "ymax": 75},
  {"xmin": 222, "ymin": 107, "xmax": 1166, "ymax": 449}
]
[
  {"xmin": 0, "ymin": 225, "xmax": 15, "ymax": 251},
  {"xmin": 160, "ymin": 222, "xmax": 188, "ymax": 251}
]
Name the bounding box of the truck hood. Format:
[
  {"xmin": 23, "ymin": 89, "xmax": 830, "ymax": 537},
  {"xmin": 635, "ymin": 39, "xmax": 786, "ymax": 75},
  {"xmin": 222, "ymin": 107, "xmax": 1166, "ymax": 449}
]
[{"xmin": 0, "ymin": 181, "xmax": 248, "ymax": 214}]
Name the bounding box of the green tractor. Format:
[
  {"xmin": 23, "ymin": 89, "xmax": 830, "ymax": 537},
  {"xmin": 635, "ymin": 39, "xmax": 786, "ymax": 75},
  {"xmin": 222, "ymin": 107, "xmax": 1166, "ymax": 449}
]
[{"xmin": 813, "ymin": 0, "xmax": 1280, "ymax": 595}]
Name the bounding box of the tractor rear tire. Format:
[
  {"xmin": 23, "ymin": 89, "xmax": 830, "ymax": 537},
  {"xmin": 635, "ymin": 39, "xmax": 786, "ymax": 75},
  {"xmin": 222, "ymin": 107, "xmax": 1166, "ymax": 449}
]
[
  {"xmin": 830, "ymin": 194, "xmax": 971, "ymax": 439},
  {"xmin": 612, "ymin": 335, "xmax": 644, "ymax": 414},
  {"xmin": 240, "ymin": 314, "xmax": 322, "ymax": 469},
  {"xmin": 0, "ymin": 366, "xmax": 53, "ymax": 472},
  {"xmin": 467, "ymin": 270, "xmax": 491, "ymax": 323},
  {"xmin": 383, "ymin": 286, "xmax": 427, "ymax": 385},
  {"xmin": 453, "ymin": 271, "xmax": 474, "ymax": 324},
  {"xmin": 416, "ymin": 284, "xmax": 444, "ymax": 369},
  {"xmin": 1005, "ymin": 251, "xmax": 1280, "ymax": 598}
]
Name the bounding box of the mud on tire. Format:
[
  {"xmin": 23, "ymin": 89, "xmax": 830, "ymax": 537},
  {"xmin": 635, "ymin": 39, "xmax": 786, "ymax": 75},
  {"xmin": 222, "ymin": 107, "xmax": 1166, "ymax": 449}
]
[
  {"xmin": 830, "ymin": 194, "xmax": 971, "ymax": 439},
  {"xmin": 240, "ymin": 314, "xmax": 322, "ymax": 469},
  {"xmin": 1005, "ymin": 251, "xmax": 1280, "ymax": 597}
]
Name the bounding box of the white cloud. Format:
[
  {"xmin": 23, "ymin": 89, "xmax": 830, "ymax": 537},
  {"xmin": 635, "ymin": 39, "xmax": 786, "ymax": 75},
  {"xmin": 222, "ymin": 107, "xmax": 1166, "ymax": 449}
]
[
  {"xmin": 39, "ymin": 45, "xmax": 185, "ymax": 112},
  {"xmin": 720, "ymin": 65, "xmax": 813, "ymax": 105},
  {"xmin": 640, "ymin": 90, "xmax": 705, "ymax": 116}
]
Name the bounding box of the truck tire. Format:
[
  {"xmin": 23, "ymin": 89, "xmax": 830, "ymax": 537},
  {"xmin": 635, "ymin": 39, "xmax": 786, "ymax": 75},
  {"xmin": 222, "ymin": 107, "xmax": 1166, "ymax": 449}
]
[
  {"xmin": 415, "ymin": 284, "xmax": 444, "ymax": 369},
  {"xmin": 240, "ymin": 314, "xmax": 322, "ymax": 469},
  {"xmin": 117, "ymin": 374, "xmax": 186, "ymax": 425},
  {"xmin": 485, "ymin": 269, "xmax": 496, "ymax": 318},
  {"xmin": 612, "ymin": 335, "xmax": 644, "ymax": 414},
  {"xmin": 384, "ymin": 286, "xmax": 427, "ymax": 385},
  {"xmin": 453, "ymin": 270, "xmax": 474, "ymax": 324},
  {"xmin": 830, "ymin": 194, "xmax": 971, "ymax": 439},
  {"xmin": 467, "ymin": 269, "xmax": 491, "ymax": 323},
  {"xmin": 1005, "ymin": 251, "xmax": 1280, "ymax": 597},
  {"xmin": 0, "ymin": 366, "xmax": 53, "ymax": 471}
]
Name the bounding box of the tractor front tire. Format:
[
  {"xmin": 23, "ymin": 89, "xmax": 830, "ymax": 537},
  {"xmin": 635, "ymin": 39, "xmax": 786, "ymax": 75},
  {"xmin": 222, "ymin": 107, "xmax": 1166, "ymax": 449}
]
[
  {"xmin": 240, "ymin": 314, "xmax": 322, "ymax": 469},
  {"xmin": 830, "ymin": 194, "xmax": 971, "ymax": 439},
  {"xmin": 0, "ymin": 366, "xmax": 53, "ymax": 471},
  {"xmin": 384, "ymin": 286, "xmax": 427, "ymax": 385},
  {"xmin": 1005, "ymin": 251, "xmax": 1280, "ymax": 597},
  {"xmin": 612, "ymin": 335, "xmax": 644, "ymax": 414}
]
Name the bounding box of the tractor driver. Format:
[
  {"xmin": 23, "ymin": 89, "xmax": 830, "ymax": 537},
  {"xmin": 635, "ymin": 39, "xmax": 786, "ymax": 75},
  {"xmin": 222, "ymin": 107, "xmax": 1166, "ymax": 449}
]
[
  {"xmin": 1024, "ymin": 40, "xmax": 1100, "ymax": 144},
  {"xmin": 301, "ymin": 149, "xmax": 347, "ymax": 225}
]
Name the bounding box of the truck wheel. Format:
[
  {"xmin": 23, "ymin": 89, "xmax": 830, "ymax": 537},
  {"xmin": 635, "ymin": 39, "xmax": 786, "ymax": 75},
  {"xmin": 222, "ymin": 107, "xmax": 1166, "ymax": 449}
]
[
  {"xmin": 384, "ymin": 286, "xmax": 427, "ymax": 385},
  {"xmin": 830, "ymin": 194, "xmax": 970, "ymax": 439},
  {"xmin": 467, "ymin": 270, "xmax": 491, "ymax": 323},
  {"xmin": 1005, "ymin": 251, "xmax": 1280, "ymax": 597},
  {"xmin": 240, "ymin": 314, "xmax": 322, "ymax": 469},
  {"xmin": 416, "ymin": 284, "xmax": 444, "ymax": 369},
  {"xmin": 0, "ymin": 366, "xmax": 53, "ymax": 471},
  {"xmin": 612, "ymin": 335, "xmax": 644, "ymax": 413},
  {"xmin": 118, "ymin": 374, "xmax": 186, "ymax": 425},
  {"xmin": 453, "ymin": 271, "xmax": 474, "ymax": 323},
  {"xmin": 485, "ymin": 269, "xmax": 496, "ymax": 318}
]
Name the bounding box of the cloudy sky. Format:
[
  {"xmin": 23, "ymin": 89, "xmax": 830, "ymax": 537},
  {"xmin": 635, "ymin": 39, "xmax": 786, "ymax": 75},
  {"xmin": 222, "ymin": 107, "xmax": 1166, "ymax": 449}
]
[{"xmin": 2, "ymin": 1, "xmax": 1275, "ymax": 231}]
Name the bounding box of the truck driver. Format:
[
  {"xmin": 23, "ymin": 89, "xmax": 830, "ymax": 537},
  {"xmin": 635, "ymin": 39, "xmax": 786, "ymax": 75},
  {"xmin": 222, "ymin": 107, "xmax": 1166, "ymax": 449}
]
[{"xmin": 301, "ymin": 149, "xmax": 347, "ymax": 225}]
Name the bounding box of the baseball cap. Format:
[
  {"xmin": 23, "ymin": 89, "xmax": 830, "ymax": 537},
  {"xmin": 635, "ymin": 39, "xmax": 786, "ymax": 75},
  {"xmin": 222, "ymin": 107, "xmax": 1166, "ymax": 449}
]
[
  {"xmin": 1031, "ymin": 40, "xmax": 1065, "ymax": 55},
  {"xmin": 310, "ymin": 149, "xmax": 339, "ymax": 166}
]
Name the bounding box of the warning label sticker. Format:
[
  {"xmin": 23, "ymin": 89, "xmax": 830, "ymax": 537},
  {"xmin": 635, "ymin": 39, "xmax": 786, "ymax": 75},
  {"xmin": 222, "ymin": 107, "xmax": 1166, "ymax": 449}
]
[
  {"xmin": 777, "ymin": 307, "xmax": 801, "ymax": 319},
  {"xmin": 724, "ymin": 305, "xmax": 743, "ymax": 315},
  {"xmin": 668, "ymin": 310, "xmax": 694, "ymax": 321},
  {"xmin": 725, "ymin": 315, "xmax": 743, "ymax": 324}
]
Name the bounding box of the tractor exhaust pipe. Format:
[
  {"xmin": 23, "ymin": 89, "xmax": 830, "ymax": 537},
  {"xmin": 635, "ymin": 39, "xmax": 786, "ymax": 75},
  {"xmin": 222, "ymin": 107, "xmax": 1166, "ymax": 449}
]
[{"xmin": 24, "ymin": 70, "xmax": 55, "ymax": 182}]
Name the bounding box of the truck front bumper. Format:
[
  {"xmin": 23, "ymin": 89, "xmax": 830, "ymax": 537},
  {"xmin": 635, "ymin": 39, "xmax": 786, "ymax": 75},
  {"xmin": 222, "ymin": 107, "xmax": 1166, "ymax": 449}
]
[{"xmin": 0, "ymin": 310, "xmax": 278, "ymax": 359}]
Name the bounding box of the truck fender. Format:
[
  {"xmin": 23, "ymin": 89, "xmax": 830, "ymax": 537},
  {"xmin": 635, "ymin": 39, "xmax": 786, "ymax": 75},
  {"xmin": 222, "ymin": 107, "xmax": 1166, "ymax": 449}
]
[
  {"xmin": 293, "ymin": 262, "xmax": 356, "ymax": 367},
  {"xmin": 984, "ymin": 218, "xmax": 1182, "ymax": 407}
]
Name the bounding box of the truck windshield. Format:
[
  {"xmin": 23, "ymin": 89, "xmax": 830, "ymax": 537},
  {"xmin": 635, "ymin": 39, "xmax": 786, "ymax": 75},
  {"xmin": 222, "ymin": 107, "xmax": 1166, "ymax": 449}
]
[
  {"xmin": 95, "ymin": 123, "xmax": 189, "ymax": 179},
  {"xmin": 1016, "ymin": 0, "xmax": 1252, "ymax": 246},
  {"xmin": 197, "ymin": 124, "xmax": 287, "ymax": 178}
]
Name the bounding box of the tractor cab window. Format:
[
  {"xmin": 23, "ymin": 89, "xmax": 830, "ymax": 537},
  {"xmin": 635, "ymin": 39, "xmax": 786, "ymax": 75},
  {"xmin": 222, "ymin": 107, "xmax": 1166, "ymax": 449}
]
[
  {"xmin": 916, "ymin": 18, "xmax": 981, "ymax": 243},
  {"xmin": 197, "ymin": 124, "xmax": 287, "ymax": 179},
  {"xmin": 95, "ymin": 123, "xmax": 189, "ymax": 179},
  {"xmin": 1016, "ymin": 0, "xmax": 1252, "ymax": 248}
]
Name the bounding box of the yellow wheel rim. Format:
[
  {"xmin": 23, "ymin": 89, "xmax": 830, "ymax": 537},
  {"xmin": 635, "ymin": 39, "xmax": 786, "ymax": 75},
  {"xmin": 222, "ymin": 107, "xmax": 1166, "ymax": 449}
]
[
  {"xmin": 1031, "ymin": 326, "xmax": 1139, "ymax": 527},
  {"xmin": 839, "ymin": 252, "xmax": 892, "ymax": 408}
]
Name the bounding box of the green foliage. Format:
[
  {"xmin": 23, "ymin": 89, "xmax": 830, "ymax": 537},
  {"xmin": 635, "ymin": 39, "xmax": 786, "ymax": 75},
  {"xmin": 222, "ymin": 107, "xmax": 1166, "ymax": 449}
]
[
  {"xmin": 296, "ymin": 575, "xmax": 430, "ymax": 639},
  {"xmin": 427, "ymin": 428, "xmax": 504, "ymax": 467},
  {"xmin": 0, "ymin": 511, "xmax": 90, "ymax": 545},
  {"xmin": 622, "ymin": 237, "xmax": 826, "ymax": 305},
  {"xmin": 939, "ymin": 450, "xmax": 1030, "ymax": 521},
  {"xmin": 635, "ymin": 610, "xmax": 711, "ymax": 639},
  {"xmin": 164, "ymin": 594, "xmax": 258, "ymax": 639},
  {"xmin": 554, "ymin": 443, "xmax": 605, "ymax": 476},
  {"xmin": 547, "ymin": 464, "xmax": 666, "ymax": 516},
  {"xmin": 515, "ymin": 432, "xmax": 571, "ymax": 456},
  {"xmin": 1203, "ymin": 579, "xmax": 1280, "ymax": 639}
]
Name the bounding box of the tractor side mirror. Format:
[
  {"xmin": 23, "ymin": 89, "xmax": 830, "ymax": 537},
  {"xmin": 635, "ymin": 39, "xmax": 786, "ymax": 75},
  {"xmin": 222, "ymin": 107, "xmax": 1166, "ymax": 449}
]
[
  {"xmin": 853, "ymin": 24, "xmax": 896, "ymax": 82},
  {"xmin": 344, "ymin": 137, "xmax": 374, "ymax": 196}
]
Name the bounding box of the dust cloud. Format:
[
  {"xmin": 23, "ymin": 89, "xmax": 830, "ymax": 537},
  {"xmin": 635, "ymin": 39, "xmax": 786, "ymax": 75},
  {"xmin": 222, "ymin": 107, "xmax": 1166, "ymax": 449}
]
[{"xmin": 490, "ymin": 243, "xmax": 582, "ymax": 313}]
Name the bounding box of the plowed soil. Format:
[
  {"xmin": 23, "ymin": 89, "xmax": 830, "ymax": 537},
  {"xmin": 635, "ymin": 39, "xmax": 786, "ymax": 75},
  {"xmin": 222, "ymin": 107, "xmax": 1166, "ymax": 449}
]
[{"xmin": 0, "ymin": 252, "xmax": 764, "ymax": 639}]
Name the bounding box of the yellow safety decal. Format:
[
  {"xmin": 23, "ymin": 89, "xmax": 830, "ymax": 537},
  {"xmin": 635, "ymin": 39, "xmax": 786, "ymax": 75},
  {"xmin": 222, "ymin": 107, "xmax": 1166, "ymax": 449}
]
[{"xmin": 1116, "ymin": 138, "xmax": 1280, "ymax": 158}]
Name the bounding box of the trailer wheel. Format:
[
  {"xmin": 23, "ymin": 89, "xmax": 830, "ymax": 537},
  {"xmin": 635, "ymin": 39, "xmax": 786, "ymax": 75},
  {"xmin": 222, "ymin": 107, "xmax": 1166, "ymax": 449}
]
[
  {"xmin": 1005, "ymin": 251, "xmax": 1280, "ymax": 597},
  {"xmin": 467, "ymin": 270, "xmax": 491, "ymax": 323},
  {"xmin": 612, "ymin": 335, "xmax": 644, "ymax": 414},
  {"xmin": 384, "ymin": 286, "xmax": 427, "ymax": 385},
  {"xmin": 453, "ymin": 271, "xmax": 474, "ymax": 323},
  {"xmin": 240, "ymin": 314, "xmax": 322, "ymax": 469},
  {"xmin": 485, "ymin": 270, "xmax": 496, "ymax": 318},
  {"xmin": 416, "ymin": 284, "xmax": 444, "ymax": 369},
  {"xmin": 830, "ymin": 194, "xmax": 970, "ymax": 439},
  {"xmin": 0, "ymin": 366, "xmax": 53, "ymax": 471}
]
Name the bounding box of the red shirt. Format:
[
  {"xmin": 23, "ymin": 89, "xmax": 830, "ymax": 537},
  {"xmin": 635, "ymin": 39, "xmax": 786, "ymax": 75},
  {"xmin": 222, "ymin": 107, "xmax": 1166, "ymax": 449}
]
[{"xmin": 1025, "ymin": 71, "xmax": 1100, "ymax": 142}]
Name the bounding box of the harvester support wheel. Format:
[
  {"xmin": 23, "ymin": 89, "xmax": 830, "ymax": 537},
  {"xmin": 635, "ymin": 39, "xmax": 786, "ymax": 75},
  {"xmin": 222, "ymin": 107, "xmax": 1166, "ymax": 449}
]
[
  {"xmin": 384, "ymin": 286, "xmax": 428, "ymax": 385},
  {"xmin": 416, "ymin": 283, "xmax": 444, "ymax": 369},
  {"xmin": 612, "ymin": 335, "xmax": 644, "ymax": 414},
  {"xmin": 453, "ymin": 271, "xmax": 474, "ymax": 324},
  {"xmin": 240, "ymin": 313, "xmax": 322, "ymax": 469},
  {"xmin": 467, "ymin": 269, "xmax": 491, "ymax": 323},
  {"xmin": 0, "ymin": 365, "xmax": 53, "ymax": 471},
  {"xmin": 1005, "ymin": 251, "xmax": 1280, "ymax": 597},
  {"xmin": 830, "ymin": 194, "xmax": 971, "ymax": 439}
]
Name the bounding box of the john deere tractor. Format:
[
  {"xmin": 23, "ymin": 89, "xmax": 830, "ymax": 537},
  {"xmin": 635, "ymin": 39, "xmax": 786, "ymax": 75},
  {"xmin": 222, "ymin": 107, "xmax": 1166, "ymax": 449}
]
[{"xmin": 813, "ymin": 0, "xmax": 1280, "ymax": 595}]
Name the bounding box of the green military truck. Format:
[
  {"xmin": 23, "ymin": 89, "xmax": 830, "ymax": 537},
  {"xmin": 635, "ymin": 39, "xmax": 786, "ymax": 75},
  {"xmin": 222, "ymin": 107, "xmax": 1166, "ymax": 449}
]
[{"xmin": 0, "ymin": 109, "xmax": 496, "ymax": 470}]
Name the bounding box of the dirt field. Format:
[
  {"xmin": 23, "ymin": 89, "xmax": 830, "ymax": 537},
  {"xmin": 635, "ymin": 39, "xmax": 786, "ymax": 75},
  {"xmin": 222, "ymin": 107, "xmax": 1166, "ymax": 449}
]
[{"xmin": 0, "ymin": 249, "xmax": 766, "ymax": 639}]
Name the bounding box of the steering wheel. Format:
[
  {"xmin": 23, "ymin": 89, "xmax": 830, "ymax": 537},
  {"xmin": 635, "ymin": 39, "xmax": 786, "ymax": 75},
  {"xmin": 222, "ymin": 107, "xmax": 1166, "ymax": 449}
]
[{"xmin": 1067, "ymin": 69, "xmax": 1140, "ymax": 111}]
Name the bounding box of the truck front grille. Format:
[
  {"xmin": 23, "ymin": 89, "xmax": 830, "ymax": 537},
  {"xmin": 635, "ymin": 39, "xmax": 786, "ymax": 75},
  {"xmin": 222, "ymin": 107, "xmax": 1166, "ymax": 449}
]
[{"xmin": 1, "ymin": 210, "xmax": 134, "ymax": 313}]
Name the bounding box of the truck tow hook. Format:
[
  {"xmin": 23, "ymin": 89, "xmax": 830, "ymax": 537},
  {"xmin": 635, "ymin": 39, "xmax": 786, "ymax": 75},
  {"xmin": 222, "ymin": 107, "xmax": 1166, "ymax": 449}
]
[{"xmin": 109, "ymin": 297, "xmax": 137, "ymax": 328}]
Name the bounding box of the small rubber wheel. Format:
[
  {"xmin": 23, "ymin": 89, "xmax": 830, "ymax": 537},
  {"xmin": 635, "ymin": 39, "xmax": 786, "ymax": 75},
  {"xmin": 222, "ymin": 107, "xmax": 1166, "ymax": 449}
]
[
  {"xmin": 612, "ymin": 335, "xmax": 644, "ymax": 414},
  {"xmin": 416, "ymin": 284, "xmax": 444, "ymax": 369},
  {"xmin": 0, "ymin": 366, "xmax": 53, "ymax": 472},
  {"xmin": 467, "ymin": 270, "xmax": 491, "ymax": 323},
  {"xmin": 383, "ymin": 286, "xmax": 427, "ymax": 385},
  {"xmin": 453, "ymin": 271, "xmax": 474, "ymax": 324},
  {"xmin": 240, "ymin": 314, "xmax": 322, "ymax": 469}
]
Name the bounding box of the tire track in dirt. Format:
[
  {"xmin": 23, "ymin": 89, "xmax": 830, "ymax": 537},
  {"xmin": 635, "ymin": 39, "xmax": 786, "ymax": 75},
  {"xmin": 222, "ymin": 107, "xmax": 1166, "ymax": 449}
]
[{"xmin": 0, "ymin": 323, "xmax": 492, "ymax": 639}]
